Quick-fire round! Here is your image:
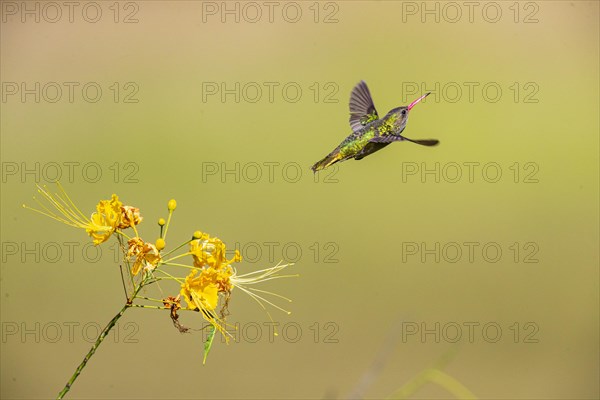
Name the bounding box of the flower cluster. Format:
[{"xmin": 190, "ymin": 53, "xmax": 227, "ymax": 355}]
[
  {"xmin": 182, "ymin": 233, "xmax": 239, "ymax": 316},
  {"xmin": 24, "ymin": 183, "xmax": 295, "ymax": 355}
]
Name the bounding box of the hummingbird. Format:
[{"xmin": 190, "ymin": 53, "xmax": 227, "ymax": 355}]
[{"xmin": 311, "ymin": 81, "xmax": 439, "ymax": 172}]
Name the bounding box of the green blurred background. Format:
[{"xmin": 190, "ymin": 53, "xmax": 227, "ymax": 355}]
[{"xmin": 1, "ymin": 1, "xmax": 598, "ymax": 398}]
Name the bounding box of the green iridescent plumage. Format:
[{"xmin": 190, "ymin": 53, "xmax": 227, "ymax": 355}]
[{"xmin": 311, "ymin": 81, "xmax": 439, "ymax": 172}]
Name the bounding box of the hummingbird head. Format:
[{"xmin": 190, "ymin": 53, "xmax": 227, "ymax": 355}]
[{"xmin": 387, "ymin": 92, "xmax": 431, "ymax": 131}]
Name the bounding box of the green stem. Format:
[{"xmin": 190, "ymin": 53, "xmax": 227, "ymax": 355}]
[
  {"xmin": 56, "ymin": 303, "xmax": 129, "ymax": 399},
  {"xmin": 56, "ymin": 283, "xmax": 145, "ymax": 399}
]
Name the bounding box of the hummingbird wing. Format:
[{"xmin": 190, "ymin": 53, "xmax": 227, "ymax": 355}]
[
  {"xmin": 354, "ymin": 142, "xmax": 390, "ymax": 160},
  {"xmin": 349, "ymin": 81, "xmax": 379, "ymax": 132},
  {"xmin": 369, "ymin": 135, "xmax": 439, "ymax": 146}
]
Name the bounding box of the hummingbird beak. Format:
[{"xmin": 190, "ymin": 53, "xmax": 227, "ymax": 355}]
[{"xmin": 407, "ymin": 92, "xmax": 431, "ymax": 111}]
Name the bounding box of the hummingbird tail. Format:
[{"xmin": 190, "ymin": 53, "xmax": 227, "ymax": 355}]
[
  {"xmin": 311, "ymin": 153, "xmax": 342, "ymax": 173},
  {"xmin": 402, "ymin": 137, "xmax": 440, "ymax": 146}
]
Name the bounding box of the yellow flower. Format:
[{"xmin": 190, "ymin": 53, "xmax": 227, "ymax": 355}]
[
  {"xmin": 189, "ymin": 233, "xmax": 241, "ymax": 270},
  {"xmin": 183, "ymin": 232, "xmax": 296, "ymax": 337},
  {"xmin": 23, "ymin": 183, "xmax": 123, "ymax": 246},
  {"xmin": 88, "ymin": 195, "xmax": 123, "ymax": 244},
  {"xmin": 118, "ymin": 205, "xmax": 143, "ymax": 229},
  {"xmin": 180, "ymin": 268, "xmax": 230, "ymax": 336},
  {"xmin": 127, "ymin": 237, "xmax": 161, "ymax": 276},
  {"xmin": 181, "ymin": 269, "xmax": 219, "ymax": 311}
]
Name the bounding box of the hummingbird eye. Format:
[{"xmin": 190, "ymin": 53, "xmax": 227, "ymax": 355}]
[{"xmin": 401, "ymin": 109, "xmax": 407, "ymax": 116}]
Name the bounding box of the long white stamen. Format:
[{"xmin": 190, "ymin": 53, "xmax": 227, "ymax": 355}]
[
  {"xmin": 232, "ymin": 274, "xmax": 299, "ymax": 285},
  {"xmin": 233, "ymin": 261, "xmax": 290, "ymax": 277},
  {"xmin": 235, "ymin": 284, "xmax": 291, "ymax": 314},
  {"xmin": 241, "ymin": 287, "xmax": 293, "ymax": 302}
]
